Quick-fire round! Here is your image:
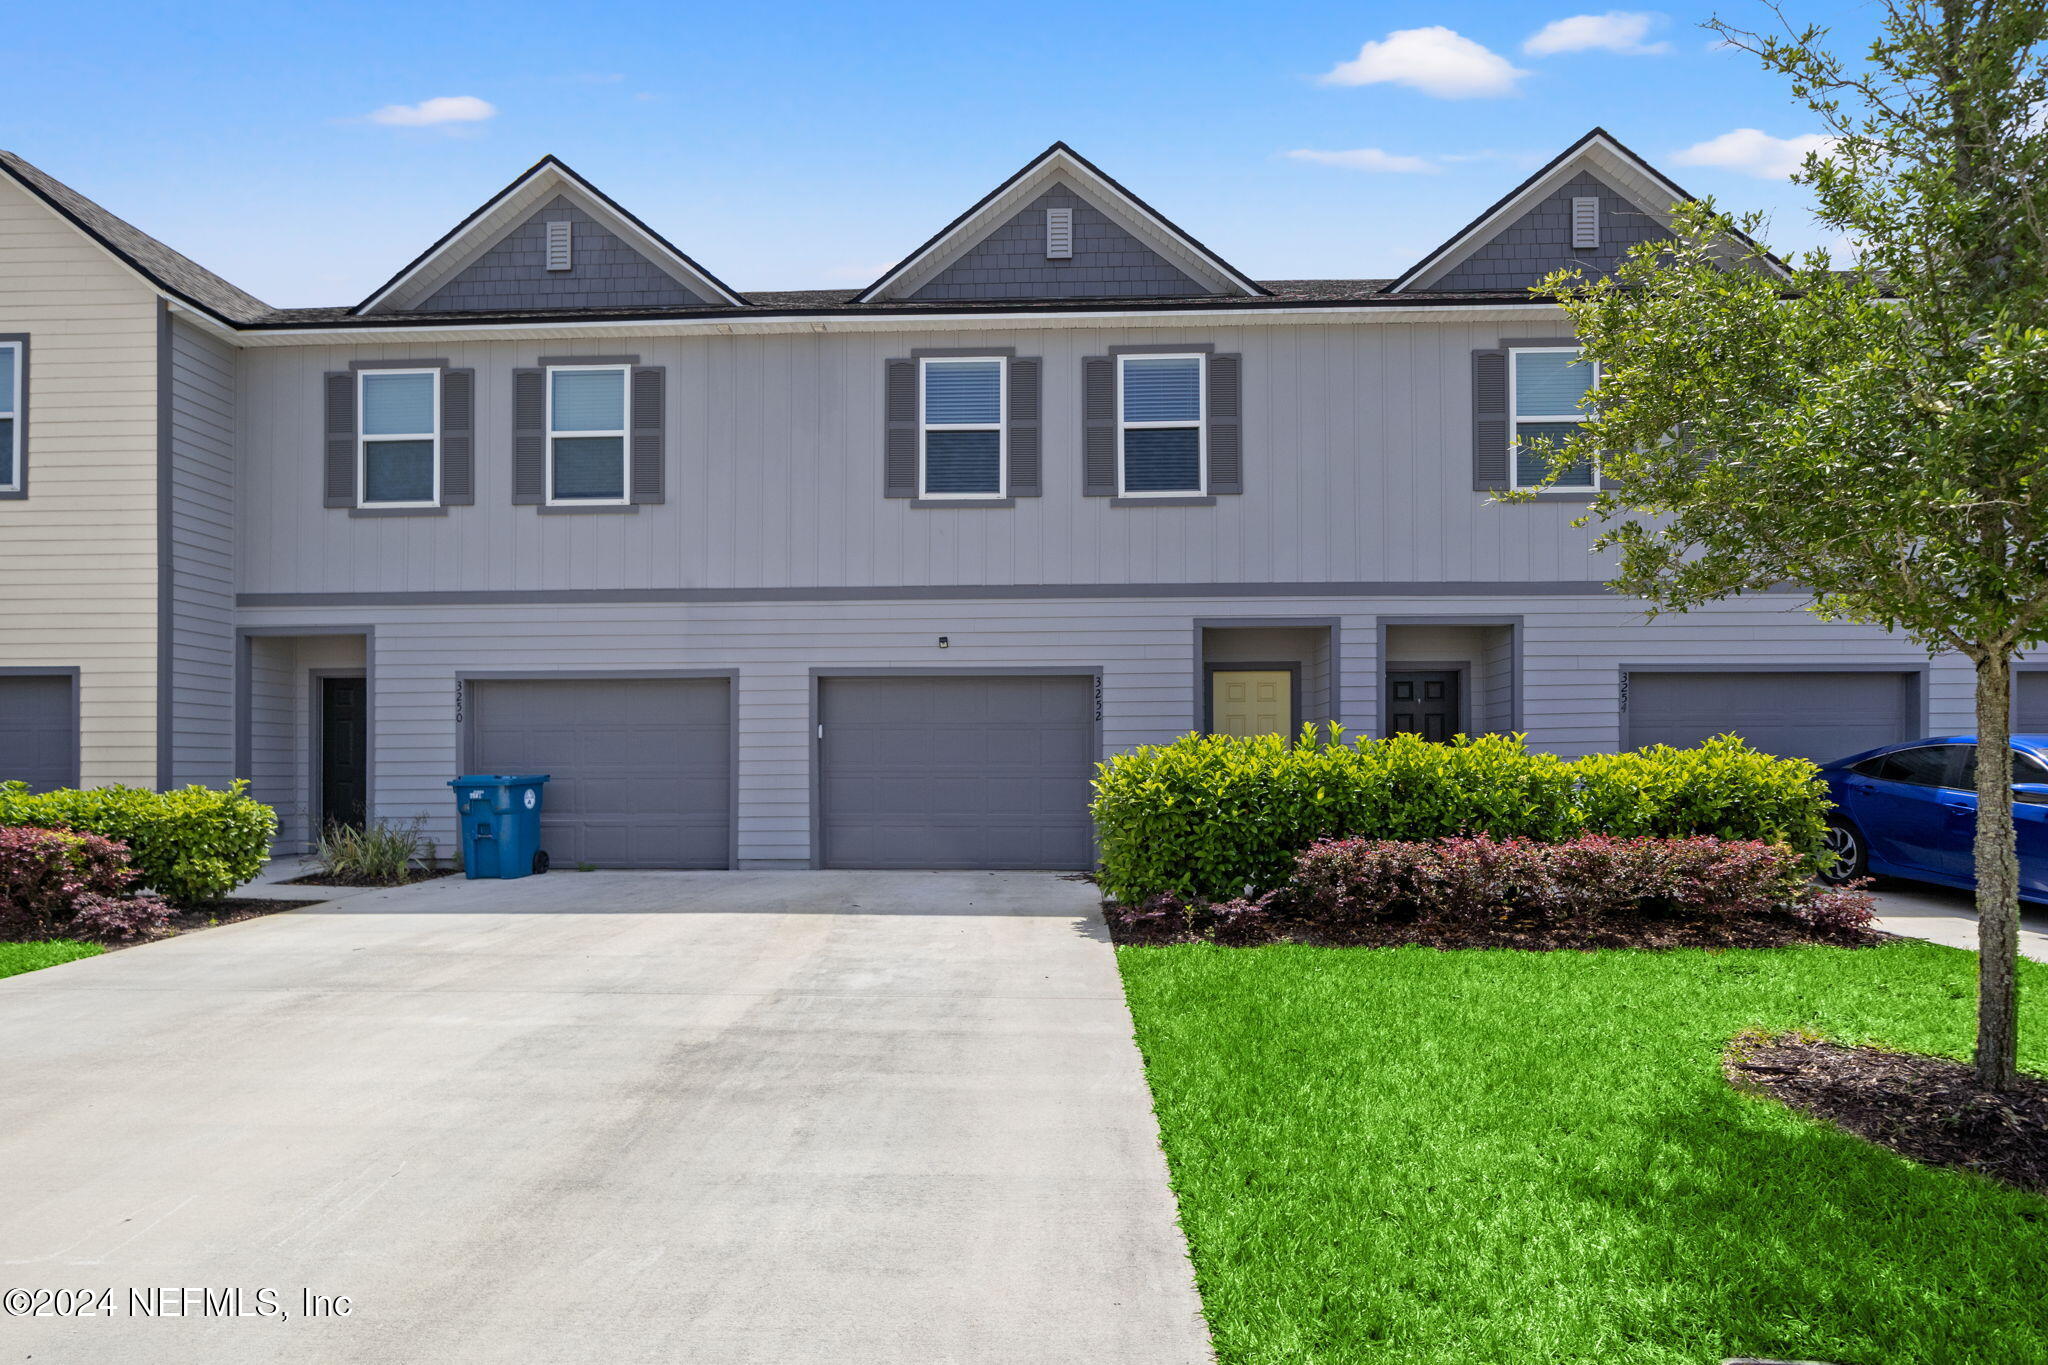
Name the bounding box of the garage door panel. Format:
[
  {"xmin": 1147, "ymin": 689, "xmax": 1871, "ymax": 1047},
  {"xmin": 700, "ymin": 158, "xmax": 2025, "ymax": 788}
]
[
  {"xmin": 0, "ymin": 676, "xmax": 76, "ymax": 793},
  {"xmin": 2018, "ymin": 673, "xmax": 2048, "ymax": 733},
  {"xmin": 1624, "ymin": 671, "xmax": 1916, "ymax": 765},
  {"xmin": 819, "ymin": 676, "xmax": 1095, "ymax": 870},
  {"xmin": 469, "ymin": 678, "xmax": 731, "ymax": 870}
]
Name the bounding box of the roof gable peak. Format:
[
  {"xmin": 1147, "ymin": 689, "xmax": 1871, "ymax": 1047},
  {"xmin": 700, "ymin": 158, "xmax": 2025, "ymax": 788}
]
[
  {"xmin": 856, "ymin": 143, "xmax": 1267, "ymax": 304},
  {"xmin": 356, "ymin": 155, "xmax": 746, "ymax": 315}
]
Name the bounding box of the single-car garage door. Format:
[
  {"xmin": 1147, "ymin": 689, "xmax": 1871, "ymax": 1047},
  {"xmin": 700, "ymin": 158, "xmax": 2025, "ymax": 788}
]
[
  {"xmin": 818, "ymin": 675, "xmax": 1096, "ymax": 870},
  {"xmin": 467, "ymin": 678, "xmax": 730, "ymax": 869},
  {"xmin": 2018, "ymin": 672, "xmax": 2048, "ymax": 733},
  {"xmin": 1623, "ymin": 670, "xmax": 1917, "ymax": 765},
  {"xmin": 0, "ymin": 674, "xmax": 77, "ymax": 792}
]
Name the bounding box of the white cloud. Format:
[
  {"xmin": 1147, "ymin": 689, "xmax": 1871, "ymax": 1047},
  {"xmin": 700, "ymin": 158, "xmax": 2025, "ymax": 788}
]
[
  {"xmin": 1319, "ymin": 27, "xmax": 1528, "ymax": 98},
  {"xmin": 365, "ymin": 95, "xmax": 498, "ymax": 128},
  {"xmin": 1523, "ymin": 12, "xmax": 1670, "ymax": 56},
  {"xmin": 1285, "ymin": 147, "xmax": 1438, "ymax": 174},
  {"xmin": 1672, "ymin": 128, "xmax": 1837, "ymax": 179}
]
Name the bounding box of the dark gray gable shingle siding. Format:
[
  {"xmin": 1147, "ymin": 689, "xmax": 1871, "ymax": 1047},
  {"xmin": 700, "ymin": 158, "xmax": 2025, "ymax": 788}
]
[
  {"xmin": 418, "ymin": 195, "xmax": 710, "ymax": 314},
  {"xmin": 1422, "ymin": 172, "xmax": 1672, "ymax": 294},
  {"xmin": 909, "ymin": 186, "xmax": 1213, "ymax": 302}
]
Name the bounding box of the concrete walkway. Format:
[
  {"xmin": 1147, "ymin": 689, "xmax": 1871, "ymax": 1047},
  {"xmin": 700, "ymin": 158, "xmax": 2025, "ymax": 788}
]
[
  {"xmin": 0, "ymin": 871, "xmax": 1209, "ymax": 1365},
  {"xmin": 1872, "ymin": 880, "xmax": 2048, "ymax": 962}
]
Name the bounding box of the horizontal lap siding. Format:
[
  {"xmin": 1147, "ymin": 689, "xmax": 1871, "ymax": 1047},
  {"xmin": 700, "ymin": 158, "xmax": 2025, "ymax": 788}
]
[
  {"xmin": 0, "ymin": 176, "xmax": 160, "ymax": 787},
  {"xmin": 237, "ymin": 593, "xmax": 1965, "ymax": 865},
  {"xmin": 169, "ymin": 317, "xmax": 237, "ymax": 786}
]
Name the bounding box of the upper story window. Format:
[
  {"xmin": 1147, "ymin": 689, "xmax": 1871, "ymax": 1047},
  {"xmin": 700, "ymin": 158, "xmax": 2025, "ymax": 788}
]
[
  {"xmin": 548, "ymin": 364, "xmax": 629, "ymax": 503},
  {"xmin": 359, "ymin": 369, "xmax": 440, "ymax": 507},
  {"xmin": 921, "ymin": 357, "xmax": 1005, "ymax": 498},
  {"xmin": 1509, "ymin": 347, "xmax": 1597, "ymax": 490},
  {"xmin": 1119, "ymin": 354, "xmax": 1204, "ymax": 496},
  {"xmin": 0, "ymin": 340, "xmax": 19, "ymax": 494}
]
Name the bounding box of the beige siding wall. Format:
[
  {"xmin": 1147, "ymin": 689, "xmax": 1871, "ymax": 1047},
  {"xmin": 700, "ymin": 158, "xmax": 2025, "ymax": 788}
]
[{"xmin": 0, "ymin": 175, "xmax": 160, "ymax": 787}]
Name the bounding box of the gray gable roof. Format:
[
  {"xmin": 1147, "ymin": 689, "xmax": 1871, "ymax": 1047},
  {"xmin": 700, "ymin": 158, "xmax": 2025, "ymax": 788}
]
[
  {"xmin": 0, "ymin": 150, "xmax": 273, "ymax": 324},
  {"xmin": 415, "ymin": 194, "xmax": 711, "ymax": 313},
  {"xmin": 908, "ymin": 184, "xmax": 1211, "ymax": 302}
]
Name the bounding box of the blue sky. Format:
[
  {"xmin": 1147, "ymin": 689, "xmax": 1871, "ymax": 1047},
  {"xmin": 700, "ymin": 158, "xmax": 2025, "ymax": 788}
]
[{"xmin": 9, "ymin": 1, "xmax": 1878, "ymax": 305}]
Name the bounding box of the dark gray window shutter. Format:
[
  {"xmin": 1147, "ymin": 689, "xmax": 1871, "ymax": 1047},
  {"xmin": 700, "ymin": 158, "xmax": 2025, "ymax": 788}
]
[
  {"xmin": 630, "ymin": 365, "xmax": 665, "ymax": 504},
  {"xmin": 1007, "ymin": 357, "xmax": 1041, "ymax": 497},
  {"xmin": 1207, "ymin": 353, "xmax": 1242, "ymax": 495},
  {"xmin": 440, "ymin": 368, "xmax": 474, "ymax": 505},
  {"xmin": 512, "ymin": 367, "xmax": 545, "ymax": 504},
  {"xmin": 1472, "ymin": 349, "xmax": 1510, "ymax": 491},
  {"xmin": 1082, "ymin": 355, "xmax": 1116, "ymax": 496},
  {"xmin": 883, "ymin": 358, "xmax": 917, "ymax": 498},
  {"xmin": 323, "ymin": 371, "xmax": 356, "ymax": 508}
]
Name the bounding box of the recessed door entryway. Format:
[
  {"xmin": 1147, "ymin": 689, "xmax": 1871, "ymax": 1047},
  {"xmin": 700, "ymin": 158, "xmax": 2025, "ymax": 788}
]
[
  {"xmin": 1387, "ymin": 670, "xmax": 1460, "ymax": 741},
  {"xmin": 1208, "ymin": 668, "xmax": 1294, "ymax": 737}
]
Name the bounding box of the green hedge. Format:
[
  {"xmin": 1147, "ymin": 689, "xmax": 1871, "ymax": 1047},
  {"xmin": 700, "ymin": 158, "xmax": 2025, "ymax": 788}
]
[
  {"xmin": 1090, "ymin": 729, "xmax": 1831, "ymax": 904},
  {"xmin": 0, "ymin": 780, "xmax": 276, "ymax": 907}
]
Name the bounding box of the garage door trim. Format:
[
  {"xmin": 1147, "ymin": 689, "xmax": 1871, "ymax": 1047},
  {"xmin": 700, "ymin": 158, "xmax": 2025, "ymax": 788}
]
[
  {"xmin": 0, "ymin": 666, "xmax": 79, "ymax": 791},
  {"xmin": 458, "ymin": 669, "xmax": 739, "ymax": 870},
  {"xmin": 808, "ymin": 667, "xmax": 1103, "ymax": 871},
  {"xmin": 1618, "ymin": 662, "xmax": 1929, "ymax": 755}
]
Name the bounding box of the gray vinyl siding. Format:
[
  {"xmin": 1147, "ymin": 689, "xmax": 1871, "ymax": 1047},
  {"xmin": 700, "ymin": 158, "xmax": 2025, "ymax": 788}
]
[
  {"xmin": 236, "ymin": 593, "xmax": 1971, "ymax": 867},
  {"xmin": 245, "ymin": 633, "xmax": 366, "ymax": 848},
  {"xmin": 416, "ymin": 196, "xmax": 709, "ymax": 313},
  {"xmin": 166, "ymin": 316, "xmax": 237, "ymax": 786},
  {"xmin": 1424, "ymin": 172, "xmax": 1672, "ymax": 293},
  {"xmin": 908, "ymin": 186, "xmax": 1211, "ymax": 302},
  {"xmin": 236, "ymin": 320, "xmax": 1634, "ymax": 598},
  {"xmin": 1479, "ymin": 629, "xmax": 1515, "ymax": 733}
]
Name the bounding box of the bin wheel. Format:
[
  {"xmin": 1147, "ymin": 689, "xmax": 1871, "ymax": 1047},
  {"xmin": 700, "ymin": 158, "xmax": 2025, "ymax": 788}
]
[{"xmin": 533, "ymin": 851, "xmax": 550, "ymax": 875}]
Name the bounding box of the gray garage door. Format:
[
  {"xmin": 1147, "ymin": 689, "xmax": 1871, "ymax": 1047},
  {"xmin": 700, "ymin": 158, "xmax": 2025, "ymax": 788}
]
[
  {"xmin": 467, "ymin": 678, "xmax": 730, "ymax": 869},
  {"xmin": 819, "ymin": 676, "xmax": 1096, "ymax": 870},
  {"xmin": 2018, "ymin": 672, "xmax": 2048, "ymax": 734},
  {"xmin": 1623, "ymin": 670, "xmax": 1917, "ymax": 765},
  {"xmin": 0, "ymin": 674, "xmax": 77, "ymax": 792}
]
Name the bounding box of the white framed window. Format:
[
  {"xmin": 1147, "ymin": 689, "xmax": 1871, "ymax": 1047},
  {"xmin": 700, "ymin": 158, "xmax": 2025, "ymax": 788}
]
[
  {"xmin": 0, "ymin": 341, "xmax": 19, "ymax": 493},
  {"xmin": 1118, "ymin": 353, "xmax": 1205, "ymax": 496},
  {"xmin": 546, "ymin": 364, "xmax": 630, "ymax": 504},
  {"xmin": 1509, "ymin": 347, "xmax": 1598, "ymax": 490},
  {"xmin": 358, "ymin": 368, "xmax": 440, "ymax": 508},
  {"xmin": 919, "ymin": 356, "xmax": 1006, "ymax": 498}
]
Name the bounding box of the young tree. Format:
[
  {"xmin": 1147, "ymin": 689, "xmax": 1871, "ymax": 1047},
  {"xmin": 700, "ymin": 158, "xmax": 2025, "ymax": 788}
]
[{"xmin": 1535, "ymin": 0, "xmax": 2048, "ymax": 1088}]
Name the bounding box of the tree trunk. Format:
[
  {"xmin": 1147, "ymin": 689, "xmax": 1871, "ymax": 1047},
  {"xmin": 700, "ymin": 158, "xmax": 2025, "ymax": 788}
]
[{"xmin": 1973, "ymin": 652, "xmax": 2021, "ymax": 1091}]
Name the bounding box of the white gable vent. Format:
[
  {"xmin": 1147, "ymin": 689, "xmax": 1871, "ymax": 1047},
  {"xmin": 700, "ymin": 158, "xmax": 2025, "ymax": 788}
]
[
  {"xmin": 1045, "ymin": 206, "xmax": 1073, "ymax": 260},
  {"xmin": 545, "ymin": 220, "xmax": 573, "ymax": 271},
  {"xmin": 1571, "ymin": 196, "xmax": 1600, "ymax": 250}
]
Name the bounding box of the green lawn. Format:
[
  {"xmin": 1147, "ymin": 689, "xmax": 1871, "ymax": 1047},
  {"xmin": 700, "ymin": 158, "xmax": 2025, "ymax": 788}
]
[
  {"xmin": 0, "ymin": 939, "xmax": 103, "ymax": 980},
  {"xmin": 1119, "ymin": 941, "xmax": 2048, "ymax": 1365}
]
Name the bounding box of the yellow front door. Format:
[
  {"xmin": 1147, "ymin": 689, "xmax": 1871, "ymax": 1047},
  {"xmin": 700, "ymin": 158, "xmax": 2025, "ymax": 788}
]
[{"xmin": 1211, "ymin": 670, "xmax": 1293, "ymax": 737}]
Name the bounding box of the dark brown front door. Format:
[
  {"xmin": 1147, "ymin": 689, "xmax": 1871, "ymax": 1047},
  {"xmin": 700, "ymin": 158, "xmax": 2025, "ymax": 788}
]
[
  {"xmin": 320, "ymin": 676, "xmax": 368, "ymax": 830},
  {"xmin": 1387, "ymin": 671, "xmax": 1459, "ymax": 742}
]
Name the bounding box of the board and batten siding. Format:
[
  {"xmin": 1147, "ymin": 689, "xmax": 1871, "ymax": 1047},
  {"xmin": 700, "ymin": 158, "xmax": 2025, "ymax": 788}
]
[
  {"xmin": 234, "ymin": 319, "xmax": 1614, "ymax": 598},
  {"xmin": 167, "ymin": 315, "xmax": 237, "ymax": 787},
  {"xmin": 0, "ymin": 173, "xmax": 161, "ymax": 787},
  {"xmin": 237, "ymin": 592, "xmax": 1968, "ymax": 866}
]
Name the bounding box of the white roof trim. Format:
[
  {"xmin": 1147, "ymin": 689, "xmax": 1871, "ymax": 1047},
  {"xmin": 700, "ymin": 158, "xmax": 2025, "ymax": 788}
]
[
  {"xmin": 357, "ymin": 159, "xmax": 745, "ymax": 314},
  {"xmin": 1389, "ymin": 131, "xmax": 1790, "ymax": 294},
  {"xmin": 856, "ymin": 147, "xmax": 1264, "ymax": 303}
]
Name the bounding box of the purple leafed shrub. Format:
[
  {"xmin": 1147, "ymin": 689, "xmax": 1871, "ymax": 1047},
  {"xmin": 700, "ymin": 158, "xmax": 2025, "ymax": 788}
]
[
  {"xmin": 0, "ymin": 825, "xmax": 172, "ymax": 943},
  {"xmin": 1112, "ymin": 834, "xmax": 1876, "ymax": 945}
]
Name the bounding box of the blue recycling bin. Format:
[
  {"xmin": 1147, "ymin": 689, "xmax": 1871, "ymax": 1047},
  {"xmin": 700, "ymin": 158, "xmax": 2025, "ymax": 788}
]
[{"xmin": 449, "ymin": 774, "xmax": 550, "ymax": 879}]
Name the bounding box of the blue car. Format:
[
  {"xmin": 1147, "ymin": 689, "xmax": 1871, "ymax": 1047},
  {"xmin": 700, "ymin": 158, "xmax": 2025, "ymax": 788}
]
[{"xmin": 1817, "ymin": 735, "xmax": 2048, "ymax": 900}]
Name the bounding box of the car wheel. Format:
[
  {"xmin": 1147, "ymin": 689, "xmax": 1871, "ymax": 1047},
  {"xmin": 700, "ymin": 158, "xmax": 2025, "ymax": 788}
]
[{"xmin": 1819, "ymin": 820, "xmax": 1868, "ymax": 885}]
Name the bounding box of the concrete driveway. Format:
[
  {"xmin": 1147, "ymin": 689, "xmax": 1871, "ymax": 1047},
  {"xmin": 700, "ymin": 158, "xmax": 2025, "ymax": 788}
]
[
  {"xmin": 0, "ymin": 871, "xmax": 1210, "ymax": 1365},
  {"xmin": 1871, "ymin": 879, "xmax": 2048, "ymax": 961}
]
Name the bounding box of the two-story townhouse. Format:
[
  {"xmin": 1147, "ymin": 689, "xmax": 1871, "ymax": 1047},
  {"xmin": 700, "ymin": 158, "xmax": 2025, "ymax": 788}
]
[{"xmin": 0, "ymin": 129, "xmax": 2009, "ymax": 870}]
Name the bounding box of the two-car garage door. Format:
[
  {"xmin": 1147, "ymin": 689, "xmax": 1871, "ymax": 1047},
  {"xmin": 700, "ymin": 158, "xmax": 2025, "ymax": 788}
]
[{"xmin": 1622, "ymin": 670, "xmax": 1918, "ymax": 765}]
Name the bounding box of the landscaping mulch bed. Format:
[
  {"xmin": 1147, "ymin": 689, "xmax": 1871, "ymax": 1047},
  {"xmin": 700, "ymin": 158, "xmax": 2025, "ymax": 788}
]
[
  {"xmin": 283, "ymin": 867, "xmax": 458, "ymax": 888},
  {"xmin": 1106, "ymin": 909, "xmax": 1890, "ymax": 951},
  {"xmin": 1727, "ymin": 1032, "xmax": 2048, "ymax": 1197}
]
